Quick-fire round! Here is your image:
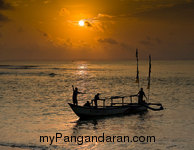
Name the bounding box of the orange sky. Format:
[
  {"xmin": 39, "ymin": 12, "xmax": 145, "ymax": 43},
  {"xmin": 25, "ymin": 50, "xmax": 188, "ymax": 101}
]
[{"xmin": 0, "ymin": 0, "xmax": 194, "ymax": 60}]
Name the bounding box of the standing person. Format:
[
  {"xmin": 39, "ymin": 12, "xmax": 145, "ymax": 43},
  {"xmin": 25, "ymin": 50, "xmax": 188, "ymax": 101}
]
[
  {"xmin": 72, "ymin": 85, "xmax": 85, "ymax": 105},
  {"xmin": 94, "ymin": 93, "xmax": 100, "ymax": 108},
  {"xmin": 137, "ymin": 88, "xmax": 147, "ymax": 104}
]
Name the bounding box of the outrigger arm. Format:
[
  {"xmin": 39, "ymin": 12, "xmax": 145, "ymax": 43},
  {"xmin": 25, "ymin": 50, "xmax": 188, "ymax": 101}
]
[{"xmin": 140, "ymin": 103, "xmax": 164, "ymax": 111}]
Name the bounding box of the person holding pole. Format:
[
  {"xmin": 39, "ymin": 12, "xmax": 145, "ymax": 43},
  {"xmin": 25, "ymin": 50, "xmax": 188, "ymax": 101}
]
[
  {"xmin": 94, "ymin": 93, "xmax": 100, "ymax": 108},
  {"xmin": 72, "ymin": 85, "xmax": 85, "ymax": 105}
]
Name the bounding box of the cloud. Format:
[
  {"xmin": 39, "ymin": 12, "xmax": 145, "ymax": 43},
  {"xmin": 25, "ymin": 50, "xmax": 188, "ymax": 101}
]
[
  {"xmin": 155, "ymin": 38, "xmax": 161, "ymax": 44},
  {"xmin": 0, "ymin": 0, "xmax": 12, "ymax": 22},
  {"xmin": 133, "ymin": 1, "xmax": 194, "ymax": 21},
  {"xmin": 139, "ymin": 36, "xmax": 162, "ymax": 46},
  {"xmin": 97, "ymin": 38, "xmax": 118, "ymax": 45},
  {"xmin": 43, "ymin": 32, "xmax": 48, "ymax": 37},
  {"xmin": 84, "ymin": 20, "xmax": 92, "ymax": 27},
  {"xmin": 83, "ymin": 17, "xmax": 108, "ymax": 31},
  {"xmin": 139, "ymin": 40, "xmax": 152, "ymax": 46},
  {"xmin": 0, "ymin": 0, "xmax": 12, "ymax": 9},
  {"xmin": 43, "ymin": 1, "xmax": 50, "ymax": 4},
  {"xmin": 120, "ymin": 42, "xmax": 132, "ymax": 50},
  {"xmin": 68, "ymin": 17, "xmax": 105, "ymax": 32},
  {"xmin": 94, "ymin": 13, "xmax": 114, "ymax": 20},
  {"xmin": 76, "ymin": 1, "xmax": 194, "ymax": 22},
  {"xmin": 66, "ymin": 12, "xmax": 115, "ymax": 33},
  {"xmin": 0, "ymin": 13, "xmax": 9, "ymax": 22},
  {"xmin": 83, "ymin": 13, "xmax": 115, "ymax": 31},
  {"xmin": 59, "ymin": 8, "xmax": 70, "ymax": 16},
  {"xmin": 97, "ymin": 37, "xmax": 133, "ymax": 52}
]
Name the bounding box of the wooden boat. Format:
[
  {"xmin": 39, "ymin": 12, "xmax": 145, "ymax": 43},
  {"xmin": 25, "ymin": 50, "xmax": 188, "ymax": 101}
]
[
  {"xmin": 69, "ymin": 96, "xmax": 163, "ymax": 118},
  {"xmin": 69, "ymin": 103, "xmax": 147, "ymax": 118}
]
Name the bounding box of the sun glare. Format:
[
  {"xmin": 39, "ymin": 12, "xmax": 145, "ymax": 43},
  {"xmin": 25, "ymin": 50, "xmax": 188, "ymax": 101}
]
[{"xmin": 79, "ymin": 20, "xmax": 85, "ymax": 26}]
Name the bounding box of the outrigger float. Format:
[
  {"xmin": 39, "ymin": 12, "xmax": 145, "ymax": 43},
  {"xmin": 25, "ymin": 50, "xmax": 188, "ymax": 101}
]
[{"xmin": 69, "ymin": 49, "xmax": 164, "ymax": 119}]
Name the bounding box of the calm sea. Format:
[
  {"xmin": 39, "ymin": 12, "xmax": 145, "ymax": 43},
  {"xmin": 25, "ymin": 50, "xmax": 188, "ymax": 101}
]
[{"xmin": 0, "ymin": 60, "xmax": 193, "ymax": 150}]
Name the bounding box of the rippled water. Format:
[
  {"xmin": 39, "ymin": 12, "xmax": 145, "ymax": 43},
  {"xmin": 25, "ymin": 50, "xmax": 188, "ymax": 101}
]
[{"xmin": 0, "ymin": 61, "xmax": 194, "ymax": 150}]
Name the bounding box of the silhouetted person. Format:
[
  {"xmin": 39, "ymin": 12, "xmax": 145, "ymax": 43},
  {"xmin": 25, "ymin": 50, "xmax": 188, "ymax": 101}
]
[
  {"xmin": 94, "ymin": 93, "xmax": 100, "ymax": 108},
  {"xmin": 83, "ymin": 101, "xmax": 91, "ymax": 107},
  {"xmin": 72, "ymin": 85, "xmax": 85, "ymax": 105},
  {"xmin": 137, "ymin": 88, "xmax": 147, "ymax": 104}
]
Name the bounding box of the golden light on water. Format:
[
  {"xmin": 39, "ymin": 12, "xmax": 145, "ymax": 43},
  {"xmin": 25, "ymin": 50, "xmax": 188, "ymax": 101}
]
[
  {"xmin": 77, "ymin": 63, "xmax": 88, "ymax": 75},
  {"xmin": 79, "ymin": 65, "xmax": 86, "ymax": 69},
  {"xmin": 78, "ymin": 20, "xmax": 85, "ymax": 26}
]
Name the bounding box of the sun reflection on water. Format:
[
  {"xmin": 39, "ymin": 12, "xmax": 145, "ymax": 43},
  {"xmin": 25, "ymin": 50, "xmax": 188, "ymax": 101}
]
[{"xmin": 77, "ymin": 63, "xmax": 88, "ymax": 75}]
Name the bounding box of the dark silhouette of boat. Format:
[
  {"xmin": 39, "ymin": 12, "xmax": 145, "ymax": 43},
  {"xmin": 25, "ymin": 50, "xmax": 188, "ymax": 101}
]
[
  {"xmin": 69, "ymin": 103, "xmax": 146, "ymax": 118},
  {"xmin": 69, "ymin": 96, "xmax": 163, "ymax": 119}
]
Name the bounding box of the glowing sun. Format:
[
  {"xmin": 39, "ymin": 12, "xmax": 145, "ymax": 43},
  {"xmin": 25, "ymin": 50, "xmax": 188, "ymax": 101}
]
[{"xmin": 78, "ymin": 20, "xmax": 85, "ymax": 26}]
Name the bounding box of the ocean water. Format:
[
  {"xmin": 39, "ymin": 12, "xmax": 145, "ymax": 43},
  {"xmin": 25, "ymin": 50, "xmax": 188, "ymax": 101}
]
[{"xmin": 0, "ymin": 60, "xmax": 193, "ymax": 150}]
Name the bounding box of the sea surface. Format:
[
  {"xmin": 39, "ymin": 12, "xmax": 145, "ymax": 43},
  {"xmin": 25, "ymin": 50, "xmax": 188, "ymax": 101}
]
[{"xmin": 0, "ymin": 60, "xmax": 194, "ymax": 150}]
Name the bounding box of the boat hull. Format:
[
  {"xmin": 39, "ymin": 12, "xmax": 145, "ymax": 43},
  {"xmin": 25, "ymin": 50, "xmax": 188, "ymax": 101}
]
[{"xmin": 68, "ymin": 103, "xmax": 147, "ymax": 118}]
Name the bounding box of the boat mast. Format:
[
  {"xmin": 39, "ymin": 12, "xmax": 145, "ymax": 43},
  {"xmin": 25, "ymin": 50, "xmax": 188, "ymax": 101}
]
[
  {"xmin": 135, "ymin": 49, "xmax": 139, "ymax": 88},
  {"xmin": 147, "ymin": 55, "xmax": 151, "ymax": 100}
]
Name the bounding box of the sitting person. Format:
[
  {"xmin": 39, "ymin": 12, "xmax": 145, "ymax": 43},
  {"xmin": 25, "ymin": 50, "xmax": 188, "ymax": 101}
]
[{"xmin": 83, "ymin": 101, "xmax": 91, "ymax": 107}]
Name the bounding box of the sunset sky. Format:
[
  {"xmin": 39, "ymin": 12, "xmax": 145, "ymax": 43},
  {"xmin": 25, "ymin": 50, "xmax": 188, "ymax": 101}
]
[{"xmin": 0, "ymin": 0, "xmax": 194, "ymax": 60}]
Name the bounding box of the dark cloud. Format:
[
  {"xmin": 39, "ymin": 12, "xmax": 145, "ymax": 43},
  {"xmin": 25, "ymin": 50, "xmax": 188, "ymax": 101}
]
[
  {"xmin": 0, "ymin": 0, "xmax": 12, "ymax": 9},
  {"xmin": 43, "ymin": 33, "xmax": 48, "ymax": 37},
  {"xmin": 140, "ymin": 40, "xmax": 153, "ymax": 46},
  {"xmin": 85, "ymin": 1, "xmax": 194, "ymax": 22},
  {"xmin": 134, "ymin": 1, "xmax": 194, "ymax": 21},
  {"xmin": 84, "ymin": 21, "xmax": 92, "ymax": 27},
  {"xmin": 18, "ymin": 27, "xmax": 24, "ymax": 33},
  {"xmin": 0, "ymin": 13, "xmax": 9, "ymax": 22},
  {"xmin": 0, "ymin": 0, "xmax": 12, "ymax": 22},
  {"xmin": 120, "ymin": 42, "xmax": 129, "ymax": 49},
  {"xmin": 59, "ymin": 8, "xmax": 70, "ymax": 16},
  {"xmin": 37, "ymin": 29, "xmax": 49, "ymax": 37},
  {"xmin": 155, "ymin": 38, "xmax": 162, "ymax": 44},
  {"xmin": 97, "ymin": 38, "xmax": 133, "ymax": 52},
  {"xmin": 139, "ymin": 36, "xmax": 162, "ymax": 46},
  {"xmin": 98, "ymin": 38, "xmax": 118, "ymax": 44}
]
